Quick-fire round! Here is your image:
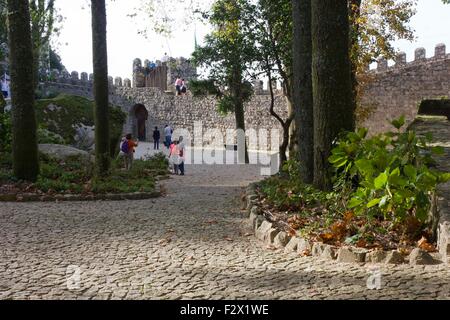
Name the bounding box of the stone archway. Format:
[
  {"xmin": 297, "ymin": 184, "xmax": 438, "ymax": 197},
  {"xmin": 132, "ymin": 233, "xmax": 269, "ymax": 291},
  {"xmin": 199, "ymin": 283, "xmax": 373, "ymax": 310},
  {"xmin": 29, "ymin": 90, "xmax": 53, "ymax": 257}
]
[{"xmin": 133, "ymin": 104, "xmax": 149, "ymax": 141}]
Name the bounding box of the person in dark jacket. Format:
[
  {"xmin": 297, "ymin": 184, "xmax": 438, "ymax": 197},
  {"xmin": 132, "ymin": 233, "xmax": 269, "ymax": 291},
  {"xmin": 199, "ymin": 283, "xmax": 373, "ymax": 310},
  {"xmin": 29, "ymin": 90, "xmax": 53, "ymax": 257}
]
[{"xmin": 153, "ymin": 127, "xmax": 161, "ymax": 150}]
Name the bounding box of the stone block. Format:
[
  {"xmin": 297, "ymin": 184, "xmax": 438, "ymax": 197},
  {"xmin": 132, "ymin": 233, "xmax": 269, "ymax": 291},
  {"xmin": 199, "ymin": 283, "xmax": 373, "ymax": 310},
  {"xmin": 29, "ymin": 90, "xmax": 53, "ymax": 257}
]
[
  {"xmin": 297, "ymin": 238, "xmax": 312, "ymax": 255},
  {"xmin": 255, "ymin": 221, "xmax": 272, "ymax": 241},
  {"xmin": 337, "ymin": 247, "xmax": 367, "ymax": 263},
  {"xmin": 414, "ymin": 47, "xmax": 426, "ymax": 61},
  {"xmin": 273, "ymin": 232, "xmax": 290, "ymax": 248},
  {"xmin": 254, "ymin": 216, "xmax": 265, "ymax": 233},
  {"xmin": 438, "ymin": 222, "xmax": 450, "ymax": 258},
  {"xmin": 265, "ymin": 228, "xmax": 279, "ymax": 245},
  {"xmin": 321, "ymin": 245, "xmax": 338, "ymax": 260},
  {"xmin": 249, "ymin": 210, "xmax": 258, "ymax": 228},
  {"xmin": 409, "ymin": 248, "xmax": 441, "ymax": 265},
  {"xmin": 385, "ymin": 250, "xmax": 405, "ymax": 264},
  {"xmin": 435, "ymin": 43, "xmax": 446, "ymax": 59},
  {"xmin": 395, "ymin": 52, "xmax": 406, "ymax": 66},
  {"xmin": 312, "ymin": 243, "xmax": 326, "ymax": 256},
  {"xmin": 366, "ymin": 250, "xmax": 387, "ymax": 263},
  {"xmin": 284, "ymin": 237, "xmax": 300, "ymax": 253}
]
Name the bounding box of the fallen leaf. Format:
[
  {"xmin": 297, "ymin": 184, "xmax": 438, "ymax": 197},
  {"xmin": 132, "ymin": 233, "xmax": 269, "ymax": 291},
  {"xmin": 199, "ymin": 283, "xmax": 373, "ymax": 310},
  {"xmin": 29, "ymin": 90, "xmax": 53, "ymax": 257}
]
[
  {"xmin": 300, "ymin": 249, "xmax": 311, "ymax": 257},
  {"xmin": 356, "ymin": 239, "xmax": 367, "ymax": 248},
  {"xmin": 344, "ymin": 211, "xmax": 354, "ymax": 223},
  {"xmin": 417, "ymin": 236, "xmax": 437, "ymax": 252},
  {"xmin": 319, "ymin": 233, "xmax": 334, "ymax": 243}
]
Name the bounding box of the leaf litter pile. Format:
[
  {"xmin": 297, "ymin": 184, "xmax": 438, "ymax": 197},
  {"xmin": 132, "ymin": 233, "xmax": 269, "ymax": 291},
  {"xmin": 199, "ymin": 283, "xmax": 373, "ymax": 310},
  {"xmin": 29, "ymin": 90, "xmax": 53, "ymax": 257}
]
[{"xmin": 255, "ymin": 183, "xmax": 437, "ymax": 254}]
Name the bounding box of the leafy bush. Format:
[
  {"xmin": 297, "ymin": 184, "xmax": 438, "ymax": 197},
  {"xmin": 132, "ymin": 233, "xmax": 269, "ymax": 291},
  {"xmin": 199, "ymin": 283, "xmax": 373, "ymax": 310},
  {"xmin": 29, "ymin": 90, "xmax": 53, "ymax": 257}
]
[
  {"xmin": 329, "ymin": 116, "xmax": 450, "ymax": 223},
  {"xmin": 37, "ymin": 127, "xmax": 66, "ymax": 144}
]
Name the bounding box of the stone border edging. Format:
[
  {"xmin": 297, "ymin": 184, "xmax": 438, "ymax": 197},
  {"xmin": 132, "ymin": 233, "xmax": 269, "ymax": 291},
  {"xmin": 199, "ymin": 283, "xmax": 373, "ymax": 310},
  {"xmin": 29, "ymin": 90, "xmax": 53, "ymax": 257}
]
[
  {"xmin": 245, "ymin": 183, "xmax": 448, "ymax": 266},
  {"xmin": 0, "ymin": 191, "xmax": 161, "ymax": 202}
]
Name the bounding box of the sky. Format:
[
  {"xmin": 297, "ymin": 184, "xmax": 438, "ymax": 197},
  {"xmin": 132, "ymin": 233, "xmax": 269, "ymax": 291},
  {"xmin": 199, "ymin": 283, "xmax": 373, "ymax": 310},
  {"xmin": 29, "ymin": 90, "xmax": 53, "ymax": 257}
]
[{"xmin": 56, "ymin": 0, "xmax": 450, "ymax": 80}]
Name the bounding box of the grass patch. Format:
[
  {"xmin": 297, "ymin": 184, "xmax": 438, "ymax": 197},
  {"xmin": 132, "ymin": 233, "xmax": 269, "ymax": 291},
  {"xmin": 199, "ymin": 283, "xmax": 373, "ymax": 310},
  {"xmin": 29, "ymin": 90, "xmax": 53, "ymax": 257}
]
[{"xmin": 0, "ymin": 152, "xmax": 169, "ymax": 196}]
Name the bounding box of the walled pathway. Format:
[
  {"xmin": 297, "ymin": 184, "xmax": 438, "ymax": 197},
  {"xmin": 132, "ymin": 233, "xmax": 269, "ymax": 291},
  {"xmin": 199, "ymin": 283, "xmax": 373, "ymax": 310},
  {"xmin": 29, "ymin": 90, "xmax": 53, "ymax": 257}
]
[{"xmin": 0, "ymin": 147, "xmax": 449, "ymax": 300}]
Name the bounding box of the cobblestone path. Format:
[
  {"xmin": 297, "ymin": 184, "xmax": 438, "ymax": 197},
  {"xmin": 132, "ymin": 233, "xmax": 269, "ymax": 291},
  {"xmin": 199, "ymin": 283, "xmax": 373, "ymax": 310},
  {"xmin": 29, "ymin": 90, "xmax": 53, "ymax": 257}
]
[{"xmin": 0, "ymin": 161, "xmax": 449, "ymax": 300}]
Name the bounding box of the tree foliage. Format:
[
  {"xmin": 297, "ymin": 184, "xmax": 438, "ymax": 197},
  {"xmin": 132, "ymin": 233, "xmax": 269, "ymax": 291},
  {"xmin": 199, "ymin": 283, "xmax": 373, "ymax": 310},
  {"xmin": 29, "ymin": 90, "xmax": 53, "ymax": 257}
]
[
  {"xmin": 350, "ymin": 0, "xmax": 416, "ymax": 72},
  {"xmin": 1, "ymin": 0, "xmax": 62, "ymax": 80},
  {"xmin": 192, "ymin": 0, "xmax": 255, "ymax": 113}
]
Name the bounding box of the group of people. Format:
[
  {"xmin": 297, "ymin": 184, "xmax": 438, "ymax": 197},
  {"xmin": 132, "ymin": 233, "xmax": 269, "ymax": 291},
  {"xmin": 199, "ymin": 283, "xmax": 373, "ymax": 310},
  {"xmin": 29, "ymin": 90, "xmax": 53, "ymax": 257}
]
[
  {"xmin": 175, "ymin": 77, "xmax": 187, "ymax": 96},
  {"xmin": 152, "ymin": 125, "xmax": 186, "ymax": 175},
  {"xmin": 119, "ymin": 123, "xmax": 186, "ymax": 175},
  {"xmin": 168, "ymin": 136, "xmax": 186, "ymax": 176}
]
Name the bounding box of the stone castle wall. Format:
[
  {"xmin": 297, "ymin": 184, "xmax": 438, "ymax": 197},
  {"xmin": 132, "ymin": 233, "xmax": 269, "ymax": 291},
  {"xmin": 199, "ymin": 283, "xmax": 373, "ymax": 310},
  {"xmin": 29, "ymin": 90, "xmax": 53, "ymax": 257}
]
[
  {"xmin": 43, "ymin": 43, "xmax": 450, "ymax": 147},
  {"xmin": 361, "ymin": 43, "xmax": 450, "ymax": 133}
]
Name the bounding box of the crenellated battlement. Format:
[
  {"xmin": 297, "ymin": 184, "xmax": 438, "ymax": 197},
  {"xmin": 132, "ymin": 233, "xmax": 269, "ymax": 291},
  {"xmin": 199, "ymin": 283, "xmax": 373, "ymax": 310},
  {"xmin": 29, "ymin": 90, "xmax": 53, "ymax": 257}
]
[
  {"xmin": 371, "ymin": 43, "xmax": 449, "ymax": 73},
  {"xmin": 48, "ymin": 69, "xmax": 133, "ymax": 89},
  {"xmin": 42, "ymin": 41, "xmax": 449, "ymax": 140}
]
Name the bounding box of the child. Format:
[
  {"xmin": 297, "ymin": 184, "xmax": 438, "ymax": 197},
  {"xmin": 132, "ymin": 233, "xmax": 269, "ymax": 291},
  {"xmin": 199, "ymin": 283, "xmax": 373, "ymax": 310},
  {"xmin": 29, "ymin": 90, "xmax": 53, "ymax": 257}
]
[{"xmin": 122, "ymin": 134, "xmax": 138, "ymax": 170}]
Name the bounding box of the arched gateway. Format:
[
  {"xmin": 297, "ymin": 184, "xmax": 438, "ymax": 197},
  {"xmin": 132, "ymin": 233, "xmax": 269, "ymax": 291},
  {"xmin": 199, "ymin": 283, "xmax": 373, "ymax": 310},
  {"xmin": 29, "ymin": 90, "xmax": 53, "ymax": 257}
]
[{"xmin": 133, "ymin": 104, "xmax": 149, "ymax": 141}]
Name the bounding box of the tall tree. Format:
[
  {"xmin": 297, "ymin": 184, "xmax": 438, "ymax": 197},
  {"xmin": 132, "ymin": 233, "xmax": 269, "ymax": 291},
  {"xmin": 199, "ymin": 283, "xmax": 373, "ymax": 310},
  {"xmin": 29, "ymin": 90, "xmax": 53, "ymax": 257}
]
[
  {"xmin": 292, "ymin": 0, "xmax": 313, "ymax": 183},
  {"xmin": 193, "ymin": 0, "xmax": 255, "ymax": 163},
  {"xmin": 29, "ymin": 0, "xmax": 57, "ymax": 87},
  {"xmin": 240, "ymin": 0, "xmax": 294, "ymax": 167},
  {"xmin": 7, "ymin": 0, "xmax": 39, "ymax": 181},
  {"xmin": 312, "ymin": 0, "xmax": 354, "ymax": 190},
  {"xmin": 1, "ymin": 0, "xmax": 61, "ymax": 84},
  {"xmin": 91, "ymin": 0, "xmax": 110, "ymax": 176}
]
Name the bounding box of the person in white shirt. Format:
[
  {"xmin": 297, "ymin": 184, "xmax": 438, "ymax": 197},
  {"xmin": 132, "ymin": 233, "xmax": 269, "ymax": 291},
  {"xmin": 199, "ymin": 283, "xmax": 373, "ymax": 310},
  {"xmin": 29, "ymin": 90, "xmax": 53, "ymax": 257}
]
[
  {"xmin": 1, "ymin": 78, "xmax": 9, "ymax": 98},
  {"xmin": 162, "ymin": 53, "xmax": 170, "ymax": 65},
  {"xmin": 164, "ymin": 125, "xmax": 173, "ymax": 148}
]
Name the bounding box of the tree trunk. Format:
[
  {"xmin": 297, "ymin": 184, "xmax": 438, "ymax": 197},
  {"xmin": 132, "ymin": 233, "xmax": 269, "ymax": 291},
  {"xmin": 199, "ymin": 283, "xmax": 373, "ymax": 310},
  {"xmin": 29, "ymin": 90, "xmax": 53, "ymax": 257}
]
[
  {"xmin": 286, "ymin": 95, "xmax": 298, "ymax": 159},
  {"xmin": 312, "ymin": 0, "xmax": 354, "ymax": 190},
  {"xmin": 91, "ymin": 0, "xmax": 110, "ymax": 176},
  {"xmin": 267, "ymin": 71, "xmax": 293, "ymax": 169},
  {"xmin": 232, "ymin": 65, "xmax": 249, "ymax": 164},
  {"xmin": 349, "ymin": 0, "xmax": 362, "ymax": 127},
  {"xmin": 29, "ymin": 0, "xmax": 40, "ymax": 89},
  {"xmin": 292, "ymin": 0, "xmax": 314, "ymax": 184},
  {"xmin": 7, "ymin": 0, "xmax": 40, "ymax": 181}
]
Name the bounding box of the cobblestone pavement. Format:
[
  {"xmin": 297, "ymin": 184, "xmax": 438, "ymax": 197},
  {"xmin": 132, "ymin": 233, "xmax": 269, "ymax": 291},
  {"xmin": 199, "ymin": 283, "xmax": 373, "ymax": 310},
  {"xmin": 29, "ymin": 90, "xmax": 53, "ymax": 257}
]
[{"xmin": 0, "ymin": 161, "xmax": 449, "ymax": 300}]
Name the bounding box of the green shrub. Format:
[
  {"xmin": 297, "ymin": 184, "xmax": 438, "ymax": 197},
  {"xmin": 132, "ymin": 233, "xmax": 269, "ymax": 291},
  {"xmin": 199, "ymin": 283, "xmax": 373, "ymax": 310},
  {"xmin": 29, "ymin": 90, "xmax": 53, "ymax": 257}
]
[
  {"xmin": 37, "ymin": 127, "xmax": 66, "ymax": 144},
  {"xmin": 329, "ymin": 116, "xmax": 450, "ymax": 223}
]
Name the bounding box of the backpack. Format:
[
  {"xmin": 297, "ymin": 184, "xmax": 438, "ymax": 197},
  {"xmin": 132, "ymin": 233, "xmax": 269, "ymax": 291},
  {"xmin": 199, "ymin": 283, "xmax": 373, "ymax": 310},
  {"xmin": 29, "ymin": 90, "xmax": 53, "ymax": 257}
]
[{"xmin": 121, "ymin": 140, "xmax": 129, "ymax": 154}]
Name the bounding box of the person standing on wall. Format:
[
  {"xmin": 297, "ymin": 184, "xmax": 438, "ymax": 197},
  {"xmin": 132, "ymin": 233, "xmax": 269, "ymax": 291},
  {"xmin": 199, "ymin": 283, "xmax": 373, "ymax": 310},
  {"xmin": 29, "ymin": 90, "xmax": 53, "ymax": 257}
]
[
  {"xmin": 162, "ymin": 52, "xmax": 170, "ymax": 66},
  {"xmin": 181, "ymin": 79, "xmax": 187, "ymax": 95},
  {"xmin": 175, "ymin": 77, "xmax": 183, "ymax": 96},
  {"xmin": 153, "ymin": 126, "xmax": 161, "ymax": 150},
  {"xmin": 164, "ymin": 124, "xmax": 173, "ymax": 148}
]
